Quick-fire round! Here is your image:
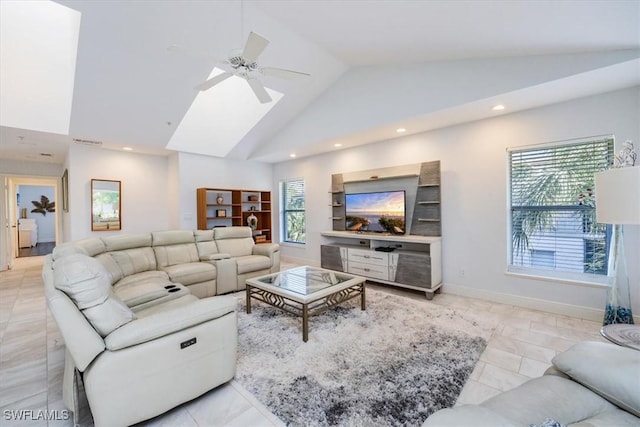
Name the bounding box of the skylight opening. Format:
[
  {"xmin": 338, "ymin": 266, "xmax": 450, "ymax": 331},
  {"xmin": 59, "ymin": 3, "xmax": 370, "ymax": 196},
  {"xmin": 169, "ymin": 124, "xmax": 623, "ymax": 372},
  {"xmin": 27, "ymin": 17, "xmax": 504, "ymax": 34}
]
[
  {"xmin": 167, "ymin": 68, "xmax": 283, "ymax": 158},
  {"xmin": 0, "ymin": 0, "xmax": 80, "ymax": 134}
]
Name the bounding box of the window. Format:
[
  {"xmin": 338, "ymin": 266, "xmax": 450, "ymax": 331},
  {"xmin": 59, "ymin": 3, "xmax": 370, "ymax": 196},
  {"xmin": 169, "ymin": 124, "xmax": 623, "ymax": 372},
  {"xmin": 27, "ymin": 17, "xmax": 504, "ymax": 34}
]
[
  {"xmin": 508, "ymin": 137, "xmax": 614, "ymax": 282},
  {"xmin": 281, "ymin": 178, "xmax": 305, "ymax": 244}
]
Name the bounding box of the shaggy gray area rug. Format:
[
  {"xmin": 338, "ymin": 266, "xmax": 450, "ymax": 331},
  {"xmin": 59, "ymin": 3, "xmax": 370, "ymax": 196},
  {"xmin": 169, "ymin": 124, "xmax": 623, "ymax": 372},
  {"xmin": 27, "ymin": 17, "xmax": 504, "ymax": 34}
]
[{"xmin": 235, "ymin": 288, "xmax": 495, "ymax": 427}]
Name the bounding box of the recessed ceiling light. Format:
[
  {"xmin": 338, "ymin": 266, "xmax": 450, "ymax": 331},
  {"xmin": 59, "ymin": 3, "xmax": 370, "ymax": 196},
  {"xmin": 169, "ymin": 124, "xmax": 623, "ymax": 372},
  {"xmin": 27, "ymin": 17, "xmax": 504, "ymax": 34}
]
[
  {"xmin": 122, "ymin": 147, "xmax": 133, "ymax": 151},
  {"xmin": 334, "ymin": 143, "xmax": 342, "ymax": 148},
  {"xmin": 492, "ymin": 104, "xmax": 505, "ymax": 111},
  {"xmin": 289, "ymin": 153, "xmax": 296, "ymax": 158},
  {"xmin": 396, "ymin": 128, "xmax": 406, "ymax": 133}
]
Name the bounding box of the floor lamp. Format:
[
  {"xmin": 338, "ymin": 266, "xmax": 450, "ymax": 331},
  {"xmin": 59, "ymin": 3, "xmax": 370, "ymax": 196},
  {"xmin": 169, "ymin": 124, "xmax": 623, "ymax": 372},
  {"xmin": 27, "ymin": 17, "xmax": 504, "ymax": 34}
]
[{"xmin": 595, "ymin": 165, "xmax": 639, "ymax": 325}]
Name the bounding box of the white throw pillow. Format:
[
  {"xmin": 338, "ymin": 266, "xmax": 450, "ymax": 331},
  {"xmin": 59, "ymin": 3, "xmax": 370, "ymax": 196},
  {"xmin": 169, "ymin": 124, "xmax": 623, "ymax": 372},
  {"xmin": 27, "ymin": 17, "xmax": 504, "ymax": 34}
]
[{"xmin": 552, "ymin": 341, "xmax": 640, "ymax": 417}]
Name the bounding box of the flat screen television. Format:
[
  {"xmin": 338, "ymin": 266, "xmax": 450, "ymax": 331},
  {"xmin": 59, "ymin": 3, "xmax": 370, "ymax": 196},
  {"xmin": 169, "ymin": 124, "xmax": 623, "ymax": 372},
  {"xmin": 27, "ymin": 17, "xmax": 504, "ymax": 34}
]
[{"xmin": 345, "ymin": 190, "xmax": 406, "ymax": 234}]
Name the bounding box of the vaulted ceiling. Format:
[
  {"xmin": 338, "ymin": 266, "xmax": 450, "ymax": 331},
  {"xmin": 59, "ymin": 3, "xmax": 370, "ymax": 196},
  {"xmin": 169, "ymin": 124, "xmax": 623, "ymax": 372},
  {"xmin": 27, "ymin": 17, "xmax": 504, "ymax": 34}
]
[{"xmin": 1, "ymin": 0, "xmax": 639, "ymax": 165}]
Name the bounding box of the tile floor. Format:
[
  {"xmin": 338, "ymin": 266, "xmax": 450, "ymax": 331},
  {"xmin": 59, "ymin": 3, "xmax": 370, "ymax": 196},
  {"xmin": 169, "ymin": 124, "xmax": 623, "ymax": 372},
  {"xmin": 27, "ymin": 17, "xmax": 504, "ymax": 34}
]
[{"xmin": 0, "ymin": 257, "xmax": 609, "ymax": 426}]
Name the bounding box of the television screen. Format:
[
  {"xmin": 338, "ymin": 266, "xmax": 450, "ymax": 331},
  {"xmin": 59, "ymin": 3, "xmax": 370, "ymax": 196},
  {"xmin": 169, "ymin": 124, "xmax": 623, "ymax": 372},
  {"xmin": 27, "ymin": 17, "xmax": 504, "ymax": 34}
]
[{"xmin": 345, "ymin": 190, "xmax": 406, "ymax": 234}]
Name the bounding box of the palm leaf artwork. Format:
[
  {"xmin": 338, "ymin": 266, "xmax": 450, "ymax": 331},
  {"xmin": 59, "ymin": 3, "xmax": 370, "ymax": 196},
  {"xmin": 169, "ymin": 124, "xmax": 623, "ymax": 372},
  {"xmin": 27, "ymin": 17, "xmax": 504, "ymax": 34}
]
[{"xmin": 31, "ymin": 195, "xmax": 55, "ymax": 216}]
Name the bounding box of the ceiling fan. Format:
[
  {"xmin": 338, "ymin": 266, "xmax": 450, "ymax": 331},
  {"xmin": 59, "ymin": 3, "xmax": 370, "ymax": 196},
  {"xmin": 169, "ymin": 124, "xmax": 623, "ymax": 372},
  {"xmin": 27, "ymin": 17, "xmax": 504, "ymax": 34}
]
[{"xmin": 194, "ymin": 32, "xmax": 310, "ymax": 104}]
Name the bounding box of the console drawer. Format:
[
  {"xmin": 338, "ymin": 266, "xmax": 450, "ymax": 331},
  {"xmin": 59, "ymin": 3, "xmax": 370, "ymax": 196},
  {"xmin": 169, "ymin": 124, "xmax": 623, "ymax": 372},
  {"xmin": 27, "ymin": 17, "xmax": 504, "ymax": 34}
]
[
  {"xmin": 347, "ymin": 248, "xmax": 389, "ymax": 266},
  {"xmin": 348, "ymin": 261, "xmax": 389, "ymax": 281}
]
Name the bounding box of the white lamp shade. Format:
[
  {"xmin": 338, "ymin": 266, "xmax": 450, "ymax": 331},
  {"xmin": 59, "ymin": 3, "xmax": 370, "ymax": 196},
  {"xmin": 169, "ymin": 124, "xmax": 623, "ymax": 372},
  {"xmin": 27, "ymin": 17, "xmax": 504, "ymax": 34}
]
[{"xmin": 595, "ymin": 165, "xmax": 640, "ymax": 224}]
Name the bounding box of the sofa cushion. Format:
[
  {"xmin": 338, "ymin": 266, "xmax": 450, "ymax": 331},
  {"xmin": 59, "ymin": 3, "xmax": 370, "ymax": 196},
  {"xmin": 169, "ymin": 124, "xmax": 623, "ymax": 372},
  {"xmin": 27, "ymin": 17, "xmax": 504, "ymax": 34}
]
[
  {"xmin": 94, "ymin": 252, "xmax": 124, "ymax": 284},
  {"xmin": 214, "ymin": 227, "xmax": 254, "ymax": 257},
  {"xmin": 235, "ymin": 255, "xmax": 271, "ymax": 274},
  {"xmin": 52, "ymin": 238, "xmax": 106, "ymax": 260},
  {"xmin": 423, "ymin": 404, "xmax": 517, "ymax": 426},
  {"xmin": 552, "ymin": 341, "xmax": 640, "ymax": 417},
  {"xmin": 54, "ymin": 254, "xmax": 135, "ymax": 337},
  {"xmin": 101, "ymin": 233, "xmax": 152, "ymax": 251},
  {"xmin": 114, "ymin": 280, "xmax": 174, "ymax": 308},
  {"xmin": 482, "ymin": 375, "xmax": 618, "ymax": 426},
  {"xmin": 153, "ymin": 243, "xmax": 200, "ymax": 268},
  {"xmin": 195, "ymin": 230, "xmax": 222, "ymax": 260},
  {"xmin": 152, "ymin": 230, "xmax": 195, "ymax": 246},
  {"xmin": 194, "ymin": 229, "xmax": 214, "ymax": 242},
  {"xmin": 104, "ymin": 295, "xmax": 237, "ymax": 351},
  {"xmin": 109, "ymin": 247, "xmax": 157, "ymax": 276},
  {"xmin": 162, "ymin": 262, "xmax": 216, "ymax": 285},
  {"xmin": 114, "ymin": 270, "xmax": 170, "ymax": 287}
]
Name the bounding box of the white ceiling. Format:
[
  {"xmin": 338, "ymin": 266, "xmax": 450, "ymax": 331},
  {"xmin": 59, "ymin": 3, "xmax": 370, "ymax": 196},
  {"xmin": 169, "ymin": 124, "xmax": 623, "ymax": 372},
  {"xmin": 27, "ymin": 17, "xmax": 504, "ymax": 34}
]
[{"xmin": 1, "ymin": 0, "xmax": 639, "ymax": 165}]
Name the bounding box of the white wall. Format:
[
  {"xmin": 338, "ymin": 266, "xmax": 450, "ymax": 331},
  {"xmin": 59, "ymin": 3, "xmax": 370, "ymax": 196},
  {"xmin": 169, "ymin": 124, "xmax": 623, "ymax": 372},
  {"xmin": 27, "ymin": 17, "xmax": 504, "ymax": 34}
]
[
  {"xmin": 175, "ymin": 152, "xmax": 273, "ymax": 230},
  {"xmin": 272, "ymin": 87, "xmax": 640, "ymax": 318},
  {"xmin": 66, "ymin": 145, "xmax": 170, "ymax": 240},
  {"xmin": 254, "ymin": 50, "xmax": 639, "ymax": 159},
  {"xmin": 63, "ymin": 147, "xmax": 274, "ymax": 239}
]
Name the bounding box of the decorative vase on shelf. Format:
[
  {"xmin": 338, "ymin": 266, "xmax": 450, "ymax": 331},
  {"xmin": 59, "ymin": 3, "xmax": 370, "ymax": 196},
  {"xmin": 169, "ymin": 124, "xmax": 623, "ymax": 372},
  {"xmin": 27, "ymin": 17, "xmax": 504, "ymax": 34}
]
[
  {"xmin": 216, "ymin": 194, "xmax": 224, "ymax": 204},
  {"xmin": 247, "ymin": 213, "xmax": 258, "ymax": 230}
]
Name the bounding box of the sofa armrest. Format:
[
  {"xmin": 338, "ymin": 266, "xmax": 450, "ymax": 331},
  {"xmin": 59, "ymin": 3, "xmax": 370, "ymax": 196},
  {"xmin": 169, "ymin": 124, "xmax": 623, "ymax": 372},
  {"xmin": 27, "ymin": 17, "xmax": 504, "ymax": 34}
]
[
  {"xmin": 199, "ymin": 253, "xmax": 231, "ymax": 262},
  {"xmin": 252, "ymin": 243, "xmax": 279, "ymax": 257},
  {"xmin": 104, "ymin": 295, "xmax": 237, "ymax": 351}
]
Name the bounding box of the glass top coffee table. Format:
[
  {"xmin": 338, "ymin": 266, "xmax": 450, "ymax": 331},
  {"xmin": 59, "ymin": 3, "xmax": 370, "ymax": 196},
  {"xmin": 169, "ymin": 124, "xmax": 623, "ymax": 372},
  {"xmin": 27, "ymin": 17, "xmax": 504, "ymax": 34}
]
[{"xmin": 246, "ymin": 266, "xmax": 366, "ymax": 342}]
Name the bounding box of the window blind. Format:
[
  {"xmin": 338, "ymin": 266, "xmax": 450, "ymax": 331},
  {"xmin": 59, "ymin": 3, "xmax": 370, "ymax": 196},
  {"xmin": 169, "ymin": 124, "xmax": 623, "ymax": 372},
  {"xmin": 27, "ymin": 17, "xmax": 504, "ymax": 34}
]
[
  {"xmin": 282, "ymin": 178, "xmax": 306, "ymax": 243},
  {"xmin": 509, "ymin": 137, "xmax": 614, "ymax": 279}
]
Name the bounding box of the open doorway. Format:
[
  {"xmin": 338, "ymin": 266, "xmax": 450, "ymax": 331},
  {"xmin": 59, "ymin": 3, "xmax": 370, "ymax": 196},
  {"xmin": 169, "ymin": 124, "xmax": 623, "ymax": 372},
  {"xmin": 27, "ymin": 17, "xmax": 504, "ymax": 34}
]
[
  {"xmin": 16, "ymin": 183, "xmax": 56, "ymax": 257},
  {"xmin": 3, "ymin": 176, "xmax": 59, "ymax": 267}
]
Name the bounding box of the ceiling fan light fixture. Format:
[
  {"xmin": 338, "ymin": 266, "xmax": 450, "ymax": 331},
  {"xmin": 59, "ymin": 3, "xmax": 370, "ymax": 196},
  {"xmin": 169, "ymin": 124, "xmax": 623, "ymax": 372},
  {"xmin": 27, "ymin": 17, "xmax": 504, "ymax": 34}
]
[
  {"xmin": 396, "ymin": 128, "xmax": 406, "ymax": 133},
  {"xmin": 193, "ymin": 32, "xmax": 309, "ymax": 104},
  {"xmin": 492, "ymin": 104, "xmax": 505, "ymax": 111}
]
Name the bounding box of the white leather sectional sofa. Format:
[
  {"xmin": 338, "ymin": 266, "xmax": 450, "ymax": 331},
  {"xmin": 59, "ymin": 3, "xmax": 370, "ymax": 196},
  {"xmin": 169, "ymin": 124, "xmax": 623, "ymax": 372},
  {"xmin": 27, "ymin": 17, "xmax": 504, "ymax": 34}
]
[
  {"xmin": 43, "ymin": 227, "xmax": 279, "ymax": 426},
  {"xmin": 424, "ymin": 341, "xmax": 640, "ymax": 426}
]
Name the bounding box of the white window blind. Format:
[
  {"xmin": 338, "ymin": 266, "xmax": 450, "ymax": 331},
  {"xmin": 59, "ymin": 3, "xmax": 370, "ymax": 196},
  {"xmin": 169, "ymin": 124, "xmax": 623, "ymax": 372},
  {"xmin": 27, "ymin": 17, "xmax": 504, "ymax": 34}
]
[
  {"xmin": 508, "ymin": 137, "xmax": 614, "ymax": 281},
  {"xmin": 281, "ymin": 178, "xmax": 305, "ymax": 244}
]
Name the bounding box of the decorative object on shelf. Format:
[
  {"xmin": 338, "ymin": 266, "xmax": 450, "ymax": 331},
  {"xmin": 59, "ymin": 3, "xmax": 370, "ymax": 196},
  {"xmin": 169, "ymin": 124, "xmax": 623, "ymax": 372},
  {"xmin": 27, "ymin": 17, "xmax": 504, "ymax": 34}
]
[
  {"xmin": 595, "ymin": 141, "xmax": 638, "ymax": 325},
  {"xmin": 197, "ymin": 188, "xmax": 272, "ymax": 242},
  {"xmin": 216, "ymin": 209, "xmax": 226, "ymax": 217},
  {"xmin": 247, "ymin": 213, "xmax": 258, "ymax": 230},
  {"xmin": 216, "ymin": 193, "xmax": 224, "ymax": 204},
  {"xmin": 31, "ymin": 195, "xmax": 55, "ymax": 216},
  {"xmin": 248, "ymin": 195, "xmax": 258, "ymax": 202}
]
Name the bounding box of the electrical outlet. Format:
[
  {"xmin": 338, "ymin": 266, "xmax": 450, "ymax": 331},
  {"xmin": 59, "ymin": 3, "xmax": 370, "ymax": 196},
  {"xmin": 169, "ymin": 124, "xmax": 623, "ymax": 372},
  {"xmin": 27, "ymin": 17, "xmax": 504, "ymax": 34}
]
[{"xmin": 459, "ymin": 269, "xmax": 465, "ymax": 277}]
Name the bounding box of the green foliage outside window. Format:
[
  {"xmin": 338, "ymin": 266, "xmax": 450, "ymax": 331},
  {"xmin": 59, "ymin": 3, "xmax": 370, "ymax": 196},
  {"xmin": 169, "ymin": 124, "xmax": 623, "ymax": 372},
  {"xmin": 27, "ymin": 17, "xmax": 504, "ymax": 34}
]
[{"xmin": 282, "ymin": 179, "xmax": 305, "ymax": 243}]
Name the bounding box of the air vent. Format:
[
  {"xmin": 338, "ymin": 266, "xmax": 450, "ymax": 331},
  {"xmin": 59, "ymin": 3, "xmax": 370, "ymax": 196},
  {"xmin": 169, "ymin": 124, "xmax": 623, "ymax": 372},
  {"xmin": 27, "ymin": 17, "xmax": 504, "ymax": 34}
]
[
  {"xmin": 39, "ymin": 153, "xmax": 53, "ymax": 157},
  {"xmin": 73, "ymin": 138, "xmax": 103, "ymax": 147}
]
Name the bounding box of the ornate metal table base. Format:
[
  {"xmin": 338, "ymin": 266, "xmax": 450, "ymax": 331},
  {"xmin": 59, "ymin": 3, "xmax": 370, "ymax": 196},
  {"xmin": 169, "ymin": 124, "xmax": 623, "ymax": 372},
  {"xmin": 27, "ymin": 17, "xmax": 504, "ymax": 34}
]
[{"xmin": 246, "ymin": 282, "xmax": 365, "ymax": 342}]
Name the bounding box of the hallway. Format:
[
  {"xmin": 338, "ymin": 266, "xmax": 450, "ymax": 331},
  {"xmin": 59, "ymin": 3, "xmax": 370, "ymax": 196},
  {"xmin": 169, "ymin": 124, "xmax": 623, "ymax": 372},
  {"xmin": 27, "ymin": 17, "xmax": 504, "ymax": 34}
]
[{"xmin": 18, "ymin": 242, "xmax": 55, "ymax": 258}]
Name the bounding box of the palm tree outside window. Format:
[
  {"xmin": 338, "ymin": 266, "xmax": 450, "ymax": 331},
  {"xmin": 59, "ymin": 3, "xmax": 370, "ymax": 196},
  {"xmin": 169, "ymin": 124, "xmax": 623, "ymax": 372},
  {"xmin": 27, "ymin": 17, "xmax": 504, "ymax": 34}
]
[{"xmin": 508, "ymin": 136, "xmax": 614, "ymax": 283}]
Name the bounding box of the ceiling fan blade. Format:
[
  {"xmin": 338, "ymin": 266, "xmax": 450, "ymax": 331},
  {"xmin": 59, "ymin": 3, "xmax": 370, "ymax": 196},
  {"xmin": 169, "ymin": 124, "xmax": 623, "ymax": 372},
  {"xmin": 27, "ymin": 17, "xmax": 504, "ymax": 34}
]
[
  {"xmin": 246, "ymin": 78, "xmax": 272, "ymax": 104},
  {"xmin": 261, "ymin": 67, "xmax": 310, "ymax": 80},
  {"xmin": 242, "ymin": 32, "xmax": 269, "ymax": 62},
  {"xmin": 194, "ymin": 72, "xmax": 233, "ymax": 91}
]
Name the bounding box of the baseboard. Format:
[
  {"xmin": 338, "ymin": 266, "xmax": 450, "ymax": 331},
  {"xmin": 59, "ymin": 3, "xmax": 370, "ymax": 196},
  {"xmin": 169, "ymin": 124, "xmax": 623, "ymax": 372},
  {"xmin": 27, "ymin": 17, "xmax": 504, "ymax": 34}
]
[{"xmin": 442, "ymin": 282, "xmax": 640, "ymax": 324}]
